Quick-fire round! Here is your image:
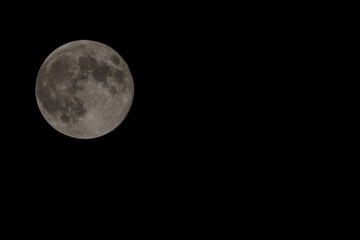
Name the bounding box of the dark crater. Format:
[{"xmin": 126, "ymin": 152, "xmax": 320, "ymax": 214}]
[
  {"xmin": 110, "ymin": 55, "xmax": 120, "ymax": 65},
  {"xmin": 67, "ymin": 77, "xmax": 85, "ymax": 94},
  {"xmin": 93, "ymin": 63, "xmax": 112, "ymax": 84},
  {"xmin": 79, "ymin": 56, "xmax": 97, "ymax": 71},
  {"xmin": 48, "ymin": 55, "xmax": 75, "ymax": 85},
  {"xmin": 113, "ymin": 69, "xmax": 125, "ymax": 86},
  {"xmin": 109, "ymin": 86, "xmax": 118, "ymax": 94}
]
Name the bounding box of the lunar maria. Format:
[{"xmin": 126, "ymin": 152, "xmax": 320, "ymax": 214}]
[{"xmin": 35, "ymin": 40, "xmax": 134, "ymax": 139}]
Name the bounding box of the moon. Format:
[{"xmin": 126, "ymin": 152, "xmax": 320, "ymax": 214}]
[{"xmin": 35, "ymin": 40, "xmax": 134, "ymax": 139}]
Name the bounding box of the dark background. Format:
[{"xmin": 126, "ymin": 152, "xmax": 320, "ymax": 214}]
[
  {"xmin": 0, "ymin": 3, "xmax": 335, "ymax": 233},
  {"xmin": 0, "ymin": 4, "xmax": 227, "ymax": 188},
  {"xmin": 0, "ymin": 5, "xmax": 236, "ymax": 225},
  {"xmin": 0, "ymin": 2, "xmax": 322, "ymax": 233}
]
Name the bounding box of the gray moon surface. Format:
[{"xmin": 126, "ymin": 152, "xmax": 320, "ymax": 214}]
[{"xmin": 35, "ymin": 40, "xmax": 134, "ymax": 139}]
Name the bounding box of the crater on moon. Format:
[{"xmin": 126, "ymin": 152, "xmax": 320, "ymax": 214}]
[
  {"xmin": 110, "ymin": 55, "xmax": 120, "ymax": 65},
  {"xmin": 35, "ymin": 40, "xmax": 134, "ymax": 139}
]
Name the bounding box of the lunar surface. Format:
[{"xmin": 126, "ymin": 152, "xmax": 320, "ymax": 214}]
[{"xmin": 35, "ymin": 40, "xmax": 134, "ymax": 139}]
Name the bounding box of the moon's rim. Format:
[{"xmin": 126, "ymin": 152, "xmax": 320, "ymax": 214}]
[{"xmin": 35, "ymin": 39, "xmax": 135, "ymax": 140}]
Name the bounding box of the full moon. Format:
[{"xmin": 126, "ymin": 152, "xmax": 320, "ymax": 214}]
[{"xmin": 35, "ymin": 40, "xmax": 134, "ymax": 139}]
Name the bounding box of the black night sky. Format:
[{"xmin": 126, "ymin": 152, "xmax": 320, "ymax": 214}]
[
  {"xmin": 1, "ymin": 4, "xmax": 217, "ymax": 179},
  {"xmin": 0, "ymin": 2, "xmax": 318, "ymax": 232}
]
